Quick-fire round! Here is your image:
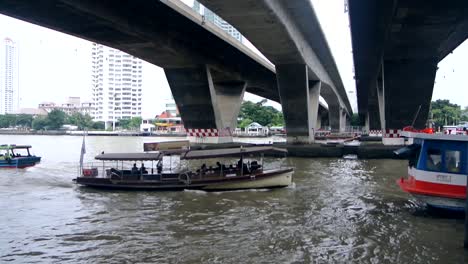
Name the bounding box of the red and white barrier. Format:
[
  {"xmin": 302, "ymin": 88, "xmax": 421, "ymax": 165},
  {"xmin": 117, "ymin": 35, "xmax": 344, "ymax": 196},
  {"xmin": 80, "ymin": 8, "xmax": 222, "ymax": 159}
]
[
  {"xmin": 369, "ymin": 130, "xmax": 382, "ymax": 136},
  {"xmin": 383, "ymin": 129, "xmax": 404, "ymax": 145},
  {"xmin": 186, "ymin": 128, "xmax": 233, "ymax": 143},
  {"xmin": 384, "ymin": 129, "xmax": 401, "ymax": 138},
  {"xmin": 186, "ymin": 128, "xmax": 219, "ymax": 137}
]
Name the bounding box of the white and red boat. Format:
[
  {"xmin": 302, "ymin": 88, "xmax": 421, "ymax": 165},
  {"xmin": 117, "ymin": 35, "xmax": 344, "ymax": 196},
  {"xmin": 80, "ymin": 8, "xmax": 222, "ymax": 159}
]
[{"xmin": 396, "ymin": 131, "xmax": 468, "ymax": 212}]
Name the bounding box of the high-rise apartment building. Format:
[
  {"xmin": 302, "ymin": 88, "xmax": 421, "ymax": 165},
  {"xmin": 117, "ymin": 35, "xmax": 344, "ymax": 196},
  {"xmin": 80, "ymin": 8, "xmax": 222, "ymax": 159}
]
[
  {"xmin": 192, "ymin": 1, "xmax": 243, "ymax": 42},
  {"xmin": 0, "ymin": 38, "xmax": 19, "ymax": 114},
  {"xmin": 91, "ymin": 43, "xmax": 143, "ymax": 129}
]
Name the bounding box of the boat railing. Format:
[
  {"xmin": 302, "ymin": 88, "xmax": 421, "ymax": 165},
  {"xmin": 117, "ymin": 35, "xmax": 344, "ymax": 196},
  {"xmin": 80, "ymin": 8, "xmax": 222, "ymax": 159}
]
[{"xmin": 79, "ymin": 157, "xmax": 287, "ymax": 183}]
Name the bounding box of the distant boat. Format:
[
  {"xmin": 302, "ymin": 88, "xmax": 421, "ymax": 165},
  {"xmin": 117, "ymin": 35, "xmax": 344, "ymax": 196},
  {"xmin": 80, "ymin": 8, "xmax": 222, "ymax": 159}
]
[
  {"xmin": 0, "ymin": 144, "xmax": 41, "ymax": 168},
  {"xmin": 395, "ymin": 131, "xmax": 468, "ymax": 212},
  {"xmin": 74, "ymin": 142, "xmax": 293, "ymax": 191}
]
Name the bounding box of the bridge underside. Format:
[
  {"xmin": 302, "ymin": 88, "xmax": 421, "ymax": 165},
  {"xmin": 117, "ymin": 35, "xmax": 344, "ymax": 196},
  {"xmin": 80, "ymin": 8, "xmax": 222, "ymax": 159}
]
[
  {"xmin": 0, "ymin": 0, "xmax": 343, "ymax": 143},
  {"xmin": 349, "ymin": 0, "xmax": 468, "ymax": 136}
]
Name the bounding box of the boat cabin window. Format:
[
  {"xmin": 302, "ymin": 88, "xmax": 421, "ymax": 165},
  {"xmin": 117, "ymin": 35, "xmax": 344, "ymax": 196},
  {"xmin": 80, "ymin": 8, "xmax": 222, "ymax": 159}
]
[
  {"xmin": 426, "ymin": 148, "xmax": 441, "ymax": 172},
  {"xmin": 445, "ymin": 150, "xmax": 461, "ymax": 173}
]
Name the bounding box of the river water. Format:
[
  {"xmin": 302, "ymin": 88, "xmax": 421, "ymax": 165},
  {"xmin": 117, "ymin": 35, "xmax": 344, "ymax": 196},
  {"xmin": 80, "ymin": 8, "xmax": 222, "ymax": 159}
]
[{"xmin": 1, "ymin": 135, "xmax": 467, "ymax": 263}]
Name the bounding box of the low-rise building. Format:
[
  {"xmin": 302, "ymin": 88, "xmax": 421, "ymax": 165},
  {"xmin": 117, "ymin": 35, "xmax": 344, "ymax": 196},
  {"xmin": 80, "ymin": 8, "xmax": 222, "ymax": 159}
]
[{"xmin": 39, "ymin": 97, "xmax": 94, "ymax": 116}]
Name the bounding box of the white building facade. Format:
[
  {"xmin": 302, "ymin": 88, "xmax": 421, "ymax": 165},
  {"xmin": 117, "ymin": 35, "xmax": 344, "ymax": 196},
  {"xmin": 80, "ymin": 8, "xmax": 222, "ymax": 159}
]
[
  {"xmin": 91, "ymin": 43, "xmax": 143, "ymax": 129},
  {"xmin": 39, "ymin": 97, "xmax": 93, "ymax": 116},
  {"xmin": 0, "ymin": 38, "xmax": 19, "ymax": 114},
  {"xmin": 192, "ymin": 1, "xmax": 243, "ymax": 42}
]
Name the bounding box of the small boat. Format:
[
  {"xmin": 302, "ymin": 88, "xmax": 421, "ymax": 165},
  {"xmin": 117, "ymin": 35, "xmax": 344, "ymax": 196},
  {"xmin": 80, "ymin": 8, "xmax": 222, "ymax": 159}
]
[
  {"xmin": 395, "ymin": 131, "xmax": 468, "ymax": 211},
  {"xmin": 0, "ymin": 144, "xmax": 41, "ymax": 168},
  {"xmin": 74, "ymin": 144, "xmax": 293, "ymax": 191}
]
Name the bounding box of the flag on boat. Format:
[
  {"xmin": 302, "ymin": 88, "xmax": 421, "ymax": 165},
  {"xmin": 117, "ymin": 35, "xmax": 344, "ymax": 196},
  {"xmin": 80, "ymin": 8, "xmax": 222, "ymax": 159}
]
[{"xmin": 79, "ymin": 135, "xmax": 86, "ymax": 169}]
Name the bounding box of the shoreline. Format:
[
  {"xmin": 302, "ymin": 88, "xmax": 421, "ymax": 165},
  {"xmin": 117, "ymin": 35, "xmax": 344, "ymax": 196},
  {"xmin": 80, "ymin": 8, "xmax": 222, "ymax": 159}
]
[{"xmin": 1, "ymin": 131, "xmax": 399, "ymax": 159}]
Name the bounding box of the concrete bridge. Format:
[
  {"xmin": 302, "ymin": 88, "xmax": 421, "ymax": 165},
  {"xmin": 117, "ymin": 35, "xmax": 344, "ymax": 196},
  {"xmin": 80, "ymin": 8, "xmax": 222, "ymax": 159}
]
[
  {"xmin": 0, "ymin": 0, "xmax": 351, "ymax": 143},
  {"xmin": 198, "ymin": 0, "xmax": 353, "ymax": 143},
  {"xmin": 348, "ymin": 0, "xmax": 468, "ymax": 144}
]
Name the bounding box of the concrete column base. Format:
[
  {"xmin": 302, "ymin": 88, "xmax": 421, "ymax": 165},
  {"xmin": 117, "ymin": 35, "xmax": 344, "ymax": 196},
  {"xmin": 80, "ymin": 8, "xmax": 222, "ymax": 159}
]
[
  {"xmin": 187, "ymin": 136, "xmax": 233, "ymax": 144},
  {"xmin": 276, "ymin": 64, "xmax": 316, "ymax": 144},
  {"xmin": 382, "ymin": 137, "xmax": 404, "ymax": 145},
  {"xmin": 165, "ymin": 65, "xmax": 245, "ymax": 144}
]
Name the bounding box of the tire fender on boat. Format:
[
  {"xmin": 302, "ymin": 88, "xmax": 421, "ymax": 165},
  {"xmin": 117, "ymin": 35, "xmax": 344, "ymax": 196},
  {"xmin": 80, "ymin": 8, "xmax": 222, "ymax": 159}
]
[{"xmin": 179, "ymin": 173, "xmax": 191, "ymax": 185}]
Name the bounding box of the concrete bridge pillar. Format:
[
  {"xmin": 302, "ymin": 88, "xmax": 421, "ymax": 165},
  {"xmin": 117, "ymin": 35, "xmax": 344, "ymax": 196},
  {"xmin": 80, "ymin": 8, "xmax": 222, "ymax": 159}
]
[
  {"xmin": 329, "ymin": 104, "xmax": 345, "ymax": 133},
  {"xmin": 276, "ymin": 64, "xmax": 321, "ymax": 144},
  {"xmin": 371, "ymin": 59, "xmax": 437, "ymax": 145},
  {"xmin": 164, "ymin": 65, "xmax": 246, "ymax": 144}
]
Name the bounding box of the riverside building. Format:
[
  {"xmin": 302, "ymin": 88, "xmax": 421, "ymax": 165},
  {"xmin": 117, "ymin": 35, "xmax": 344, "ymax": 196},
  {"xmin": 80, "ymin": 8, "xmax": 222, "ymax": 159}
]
[
  {"xmin": 91, "ymin": 43, "xmax": 143, "ymax": 129},
  {"xmin": 0, "ymin": 38, "xmax": 19, "ymax": 114}
]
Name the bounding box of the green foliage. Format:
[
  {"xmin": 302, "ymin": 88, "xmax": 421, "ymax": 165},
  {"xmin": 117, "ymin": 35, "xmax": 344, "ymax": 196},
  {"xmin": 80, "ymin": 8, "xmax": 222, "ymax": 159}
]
[
  {"xmin": 238, "ymin": 100, "xmax": 284, "ymax": 127},
  {"xmin": 67, "ymin": 113, "xmax": 94, "ymax": 130},
  {"xmin": 0, "ymin": 114, "xmax": 34, "ymax": 128},
  {"xmin": 32, "ymin": 116, "xmax": 49, "ymax": 130},
  {"xmin": 118, "ymin": 117, "xmax": 142, "ymax": 130},
  {"xmin": 350, "ymin": 113, "xmax": 362, "ymax": 126},
  {"xmin": 129, "ymin": 117, "xmax": 142, "ymax": 129},
  {"xmin": 47, "ymin": 109, "xmax": 67, "ymax": 129},
  {"xmin": 462, "ymin": 106, "xmax": 468, "ymax": 122},
  {"xmin": 118, "ymin": 118, "xmax": 131, "ymax": 129},
  {"xmin": 91, "ymin": 121, "xmax": 105, "ymax": 130},
  {"xmin": 430, "ymin": 99, "xmax": 462, "ymax": 128},
  {"xmin": 238, "ymin": 118, "xmax": 252, "ymax": 129}
]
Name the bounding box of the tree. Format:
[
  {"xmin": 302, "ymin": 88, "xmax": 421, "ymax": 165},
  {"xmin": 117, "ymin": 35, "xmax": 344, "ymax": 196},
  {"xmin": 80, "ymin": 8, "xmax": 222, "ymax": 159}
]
[
  {"xmin": 67, "ymin": 112, "xmax": 94, "ymax": 130},
  {"xmin": 129, "ymin": 117, "xmax": 142, "ymax": 130},
  {"xmin": 430, "ymin": 99, "xmax": 462, "ymax": 128},
  {"xmin": 0, "ymin": 115, "xmax": 14, "ymax": 128},
  {"xmin": 238, "ymin": 100, "xmax": 284, "ymax": 127},
  {"xmin": 461, "ymin": 106, "xmax": 468, "ymax": 122},
  {"xmin": 118, "ymin": 118, "xmax": 132, "ymax": 129},
  {"xmin": 91, "ymin": 121, "xmax": 105, "ymax": 130},
  {"xmin": 32, "ymin": 116, "xmax": 49, "ymax": 130},
  {"xmin": 350, "ymin": 113, "xmax": 362, "ymax": 126},
  {"xmin": 47, "ymin": 109, "xmax": 67, "ymax": 129},
  {"xmin": 0, "ymin": 114, "xmax": 34, "ymax": 128},
  {"xmin": 16, "ymin": 114, "xmax": 34, "ymax": 128},
  {"xmin": 238, "ymin": 118, "xmax": 252, "ymax": 129}
]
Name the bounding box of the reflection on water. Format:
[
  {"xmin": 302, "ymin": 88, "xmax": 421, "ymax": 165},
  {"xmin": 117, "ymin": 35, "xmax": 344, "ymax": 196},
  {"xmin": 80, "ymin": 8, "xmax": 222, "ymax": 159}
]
[{"xmin": 1, "ymin": 135, "xmax": 468, "ymax": 263}]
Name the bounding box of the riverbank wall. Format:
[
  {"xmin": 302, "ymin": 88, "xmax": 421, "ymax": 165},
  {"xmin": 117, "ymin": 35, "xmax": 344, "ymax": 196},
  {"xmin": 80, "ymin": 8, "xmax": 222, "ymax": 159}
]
[{"xmin": 191, "ymin": 142, "xmax": 402, "ymax": 159}]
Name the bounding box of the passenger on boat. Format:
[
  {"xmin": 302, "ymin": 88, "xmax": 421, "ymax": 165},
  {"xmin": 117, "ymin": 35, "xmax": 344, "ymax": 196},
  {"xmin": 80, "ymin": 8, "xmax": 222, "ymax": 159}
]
[
  {"xmin": 157, "ymin": 161, "xmax": 163, "ymax": 174},
  {"xmin": 131, "ymin": 163, "xmax": 139, "ymax": 174},
  {"xmin": 140, "ymin": 163, "xmax": 148, "ymax": 174},
  {"xmin": 216, "ymin": 162, "xmax": 227, "ymax": 171},
  {"xmin": 250, "ymin": 161, "xmax": 261, "ymax": 171},
  {"xmin": 237, "ymin": 158, "xmax": 250, "ymax": 174},
  {"xmin": 447, "ymin": 157, "xmax": 460, "ymax": 173},
  {"xmin": 426, "ymin": 151, "xmax": 441, "ymax": 171}
]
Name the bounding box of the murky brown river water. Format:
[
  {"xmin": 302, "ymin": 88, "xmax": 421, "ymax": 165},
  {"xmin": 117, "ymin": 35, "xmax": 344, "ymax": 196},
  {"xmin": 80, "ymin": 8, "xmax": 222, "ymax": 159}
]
[{"xmin": 1, "ymin": 135, "xmax": 468, "ymax": 263}]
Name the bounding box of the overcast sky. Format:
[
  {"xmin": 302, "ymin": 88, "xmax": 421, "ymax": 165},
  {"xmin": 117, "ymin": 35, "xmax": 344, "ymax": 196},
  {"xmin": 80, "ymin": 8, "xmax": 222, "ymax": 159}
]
[{"xmin": 0, "ymin": 0, "xmax": 466, "ymax": 119}]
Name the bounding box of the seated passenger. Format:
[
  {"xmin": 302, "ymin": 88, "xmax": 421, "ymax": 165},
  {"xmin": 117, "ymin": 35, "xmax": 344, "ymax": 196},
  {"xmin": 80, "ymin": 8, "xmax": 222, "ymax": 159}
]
[
  {"xmin": 131, "ymin": 163, "xmax": 139, "ymax": 174},
  {"xmin": 426, "ymin": 156, "xmax": 440, "ymax": 171},
  {"xmin": 157, "ymin": 161, "xmax": 163, "ymax": 174},
  {"xmin": 447, "ymin": 157, "xmax": 460, "ymax": 173},
  {"xmin": 140, "ymin": 163, "xmax": 148, "ymax": 174}
]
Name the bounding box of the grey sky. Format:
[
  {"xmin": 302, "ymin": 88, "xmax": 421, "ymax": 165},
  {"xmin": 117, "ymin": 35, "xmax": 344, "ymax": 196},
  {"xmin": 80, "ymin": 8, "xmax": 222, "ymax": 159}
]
[{"xmin": 0, "ymin": 0, "xmax": 466, "ymax": 119}]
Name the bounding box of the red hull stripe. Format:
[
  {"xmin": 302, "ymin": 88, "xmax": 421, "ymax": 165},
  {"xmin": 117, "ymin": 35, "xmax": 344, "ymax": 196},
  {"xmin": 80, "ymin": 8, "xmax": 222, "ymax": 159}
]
[{"xmin": 397, "ymin": 176, "xmax": 466, "ymax": 199}]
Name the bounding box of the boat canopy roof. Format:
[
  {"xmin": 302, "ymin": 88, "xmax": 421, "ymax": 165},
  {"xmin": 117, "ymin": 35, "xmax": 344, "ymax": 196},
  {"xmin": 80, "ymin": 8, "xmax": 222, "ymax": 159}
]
[
  {"xmin": 95, "ymin": 146, "xmax": 287, "ymax": 161},
  {"xmin": 0, "ymin": 144, "xmax": 32, "ymax": 150},
  {"xmin": 180, "ymin": 146, "xmax": 287, "ymax": 160},
  {"xmin": 401, "ymin": 131, "xmax": 468, "ymax": 142},
  {"xmin": 95, "ymin": 152, "xmax": 166, "ymax": 161}
]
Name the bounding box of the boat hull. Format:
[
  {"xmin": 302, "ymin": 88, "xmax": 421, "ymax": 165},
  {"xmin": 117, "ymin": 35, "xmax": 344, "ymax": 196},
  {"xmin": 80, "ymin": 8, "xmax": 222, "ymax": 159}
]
[
  {"xmin": 398, "ymin": 167, "xmax": 466, "ymax": 212},
  {"xmin": 75, "ymin": 168, "xmax": 293, "ymax": 191},
  {"xmin": 0, "ymin": 156, "xmax": 41, "ymax": 168},
  {"xmin": 201, "ymin": 170, "xmax": 292, "ymax": 191}
]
